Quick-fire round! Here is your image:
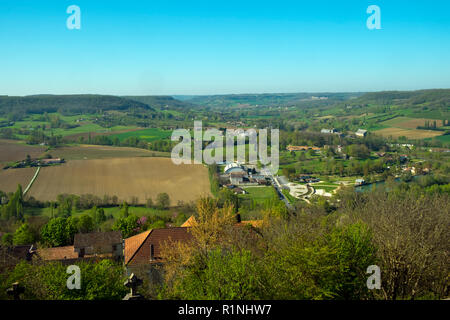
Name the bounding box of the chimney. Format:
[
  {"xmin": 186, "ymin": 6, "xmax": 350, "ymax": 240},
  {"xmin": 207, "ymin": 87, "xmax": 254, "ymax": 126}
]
[{"xmin": 150, "ymin": 244, "xmax": 154, "ymax": 261}]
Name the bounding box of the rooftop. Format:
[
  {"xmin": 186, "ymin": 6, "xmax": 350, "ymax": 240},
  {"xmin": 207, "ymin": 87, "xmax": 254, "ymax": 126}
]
[{"xmin": 74, "ymin": 231, "xmax": 122, "ymax": 249}]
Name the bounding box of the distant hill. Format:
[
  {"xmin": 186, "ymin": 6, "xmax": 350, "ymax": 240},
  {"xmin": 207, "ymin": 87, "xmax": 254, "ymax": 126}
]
[
  {"xmin": 185, "ymin": 92, "xmax": 365, "ymax": 108},
  {"xmin": 354, "ymin": 89, "xmax": 450, "ymax": 108},
  {"xmin": 346, "ymin": 89, "xmax": 450, "ymax": 119},
  {"xmin": 0, "ymin": 94, "xmax": 153, "ymax": 116},
  {"xmin": 124, "ymin": 95, "xmax": 196, "ymax": 110}
]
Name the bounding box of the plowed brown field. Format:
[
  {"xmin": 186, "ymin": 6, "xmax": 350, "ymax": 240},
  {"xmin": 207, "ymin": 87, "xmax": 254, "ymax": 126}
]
[
  {"xmin": 0, "ymin": 167, "xmax": 37, "ymax": 193},
  {"xmin": 27, "ymin": 157, "xmax": 210, "ymax": 205},
  {"xmin": 0, "ymin": 139, "xmax": 46, "ymax": 167}
]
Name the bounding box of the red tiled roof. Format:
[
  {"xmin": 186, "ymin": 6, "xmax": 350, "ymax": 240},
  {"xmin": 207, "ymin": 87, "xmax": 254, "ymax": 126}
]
[
  {"xmin": 124, "ymin": 230, "xmax": 151, "ymax": 265},
  {"xmin": 125, "ymin": 228, "xmax": 193, "ymax": 266},
  {"xmin": 37, "ymin": 246, "xmax": 78, "ymax": 261}
]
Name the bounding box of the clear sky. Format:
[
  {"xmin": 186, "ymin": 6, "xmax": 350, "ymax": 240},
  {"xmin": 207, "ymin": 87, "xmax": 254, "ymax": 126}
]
[{"xmin": 0, "ymin": 0, "xmax": 449, "ymax": 96}]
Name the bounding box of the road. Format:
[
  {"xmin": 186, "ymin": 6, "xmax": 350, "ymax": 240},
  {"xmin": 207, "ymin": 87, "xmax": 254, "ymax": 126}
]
[{"xmin": 263, "ymin": 171, "xmax": 294, "ymax": 211}]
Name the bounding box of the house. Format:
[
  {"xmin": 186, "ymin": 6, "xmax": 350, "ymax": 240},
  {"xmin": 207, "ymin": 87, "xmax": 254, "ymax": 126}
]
[
  {"xmin": 73, "ymin": 231, "xmax": 123, "ymax": 261},
  {"xmin": 230, "ymin": 171, "xmax": 246, "ymax": 185},
  {"xmin": 35, "ymin": 231, "xmax": 123, "ymax": 264},
  {"xmin": 355, "ymin": 129, "xmax": 368, "ymax": 137},
  {"xmin": 40, "ymin": 158, "xmax": 63, "ymax": 165},
  {"xmin": 286, "ymin": 145, "xmax": 321, "ymax": 152},
  {"xmin": 124, "ymin": 227, "xmax": 193, "ymax": 283},
  {"xmin": 355, "ymin": 178, "xmax": 366, "ymax": 186},
  {"xmin": 321, "ymin": 128, "xmax": 337, "ymax": 134},
  {"xmin": 36, "ymin": 246, "xmax": 79, "ymax": 264}
]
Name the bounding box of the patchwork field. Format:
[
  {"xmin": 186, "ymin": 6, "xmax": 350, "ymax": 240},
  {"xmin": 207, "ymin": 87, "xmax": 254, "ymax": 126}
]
[
  {"xmin": 374, "ymin": 127, "xmax": 443, "ymax": 139},
  {"xmin": 0, "ymin": 139, "xmax": 46, "ymax": 167},
  {"xmin": 27, "ymin": 157, "xmax": 210, "ymax": 205},
  {"xmin": 0, "ymin": 167, "xmax": 37, "ymax": 193}
]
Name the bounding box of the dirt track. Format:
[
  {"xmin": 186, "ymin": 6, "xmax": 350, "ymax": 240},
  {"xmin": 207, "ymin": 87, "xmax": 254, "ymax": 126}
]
[{"xmin": 27, "ymin": 157, "xmax": 210, "ymax": 205}]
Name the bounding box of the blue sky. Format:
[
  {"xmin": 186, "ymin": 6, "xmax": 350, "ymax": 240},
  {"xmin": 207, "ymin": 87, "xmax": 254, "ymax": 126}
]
[{"xmin": 0, "ymin": 0, "xmax": 449, "ymax": 95}]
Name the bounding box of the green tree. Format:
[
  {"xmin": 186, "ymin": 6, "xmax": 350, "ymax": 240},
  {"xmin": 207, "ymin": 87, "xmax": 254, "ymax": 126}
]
[
  {"xmin": 1, "ymin": 260, "xmax": 127, "ymax": 300},
  {"xmin": 41, "ymin": 217, "xmax": 78, "ymax": 247},
  {"xmin": 121, "ymin": 201, "xmax": 129, "ymax": 218},
  {"xmin": 12, "ymin": 223, "xmax": 35, "ymax": 245},
  {"xmin": 156, "ymin": 193, "xmax": 170, "ymax": 209},
  {"xmin": 112, "ymin": 215, "xmax": 139, "ymax": 238},
  {"xmin": 164, "ymin": 248, "xmax": 264, "ymax": 299},
  {"xmin": 146, "ymin": 198, "xmax": 154, "ymax": 209},
  {"xmin": 77, "ymin": 214, "xmax": 95, "ymax": 234},
  {"xmin": 1, "ymin": 233, "xmax": 13, "ymax": 246},
  {"xmin": 1, "ymin": 185, "xmax": 24, "ymax": 221}
]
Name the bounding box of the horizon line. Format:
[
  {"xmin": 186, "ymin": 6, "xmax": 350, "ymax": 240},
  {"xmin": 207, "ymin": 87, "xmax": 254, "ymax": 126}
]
[{"xmin": 1, "ymin": 88, "xmax": 449, "ymax": 98}]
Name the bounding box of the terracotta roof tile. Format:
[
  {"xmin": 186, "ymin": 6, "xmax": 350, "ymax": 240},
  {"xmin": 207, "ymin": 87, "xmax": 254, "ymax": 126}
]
[
  {"xmin": 125, "ymin": 228, "xmax": 193, "ymax": 266},
  {"xmin": 74, "ymin": 231, "xmax": 122, "ymax": 249},
  {"xmin": 124, "ymin": 230, "xmax": 151, "ymax": 265},
  {"xmin": 37, "ymin": 246, "xmax": 78, "ymax": 261}
]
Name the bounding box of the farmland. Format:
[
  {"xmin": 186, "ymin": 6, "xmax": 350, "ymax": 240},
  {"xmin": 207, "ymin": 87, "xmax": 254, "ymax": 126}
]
[
  {"xmin": 0, "ymin": 139, "xmax": 46, "ymax": 167},
  {"xmin": 379, "ymin": 117, "xmax": 444, "ymax": 129},
  {"xmin": 0, "ymin": 167, "xmax": 37, "ymax": 193},
  {"xmin": 47, "ymin": 144, "xmax": 170, "ymax": 160},
  {"xmin": 373, "ymin": 127, "xmax": 443, "ymax": 139},
  {"xmin": 109, "ymin": 128, "xmax": 172, "ymax": 142},
  {"xmin": 26, "ymin": 157, "xmax": 210, "ymax": 205}
]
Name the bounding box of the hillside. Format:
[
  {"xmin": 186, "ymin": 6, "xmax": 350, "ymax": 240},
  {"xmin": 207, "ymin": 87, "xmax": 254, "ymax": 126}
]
[
  {"xmin": 346, "ymin": 89, "xmax": 450, "ymax": 118},
  {"xmin": 124, "ymin": 95, "xmax": 196, "ymax": 110},
  {"xmin": 0, "ymin": 94, "xmax": 154, "ymax": 117}
]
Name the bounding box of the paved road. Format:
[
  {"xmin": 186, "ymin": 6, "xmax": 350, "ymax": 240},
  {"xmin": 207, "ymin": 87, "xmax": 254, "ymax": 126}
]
[
  {"xmin": 271, "ymin": 175, "xmax": 295, "ymax": 211},
  {"xmin": 260, "ymin": 167, "xmax": 295, "ymax": 211}
]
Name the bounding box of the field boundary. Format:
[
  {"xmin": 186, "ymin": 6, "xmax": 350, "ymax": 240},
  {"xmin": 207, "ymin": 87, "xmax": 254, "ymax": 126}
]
[{"xmin": 23, "ymin": 166, "xmax": 40, "ymax": 196}]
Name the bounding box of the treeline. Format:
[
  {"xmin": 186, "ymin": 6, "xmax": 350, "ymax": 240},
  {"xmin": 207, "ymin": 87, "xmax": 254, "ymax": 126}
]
[
  {"xmin": 80, "ymin": 134, "xmax": 174, "ymax": 152},
  {"xmin": 0, "ymin": 95, "xmax": 154, "ymax": 120},
  {"xmin": 352, "ymin": 89, "xmax": 450, "ymax": 109},
  {"xmin": 124, "ymin": 95, "xmax": 195, "ymax": 110}
]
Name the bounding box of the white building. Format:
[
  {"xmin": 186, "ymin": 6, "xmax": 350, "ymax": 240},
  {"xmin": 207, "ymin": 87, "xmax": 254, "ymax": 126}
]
[{"xmin": 355, "ymin": 129, "xmax": 368, "ymax": 137}]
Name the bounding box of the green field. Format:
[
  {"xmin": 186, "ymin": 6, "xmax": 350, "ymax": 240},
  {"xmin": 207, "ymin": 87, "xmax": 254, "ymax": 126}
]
[
  {"xmin": 109, "ymin": 128, "xmax": 172, "ymax": 142},
  {"xmin": 425, "ymin": 135, "xmax": 450, "ymax": 143},
  {"xmin": 238, "ymin": 186, "xmax": 277, "ymax": 205}
]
